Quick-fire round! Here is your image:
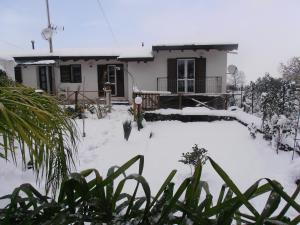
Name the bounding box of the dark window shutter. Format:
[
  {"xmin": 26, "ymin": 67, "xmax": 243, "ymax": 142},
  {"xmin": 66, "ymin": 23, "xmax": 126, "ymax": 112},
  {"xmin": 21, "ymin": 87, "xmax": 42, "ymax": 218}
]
[
  {"xmin": 60, "ymin": 65, "xmax": 71, "ymax": 82},
  {"xmin": 97, "ymin": 65, "xmax": 106, "ymax": 96},
  {"xmin": 195, "ymin": 58, "xmax": 206, "ymax": 93},
  {"xmin": 116, "ymin": 65, "xmax": 124, "ymax": 97},
  {"xmin": 72, "ymin": 65, "xmax": 82, "ymax": 83},
  {"xmin": 14, "ymin": 66, "xmax": 22, "ymax": 83},
  {"xmin": 167, "ymin": 58, "xmax": 177, "ymax": 93},
  {"xmin": 48, "ymin": 66, "xmax": 53, "ymax": 94}
]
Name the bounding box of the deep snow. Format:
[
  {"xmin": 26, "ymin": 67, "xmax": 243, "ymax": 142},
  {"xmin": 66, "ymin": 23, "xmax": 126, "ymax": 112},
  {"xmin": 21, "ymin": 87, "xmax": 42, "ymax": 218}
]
[{"xmin": 0, "ymin": 105, "xmax": 299, "ymax": 217}]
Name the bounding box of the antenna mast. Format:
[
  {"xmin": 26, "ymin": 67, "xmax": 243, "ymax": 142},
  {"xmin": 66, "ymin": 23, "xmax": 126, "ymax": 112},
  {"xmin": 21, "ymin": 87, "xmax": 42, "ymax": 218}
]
[{"xmin": 45, "ymin": 0, "xmax": 53, "ymax": 53}]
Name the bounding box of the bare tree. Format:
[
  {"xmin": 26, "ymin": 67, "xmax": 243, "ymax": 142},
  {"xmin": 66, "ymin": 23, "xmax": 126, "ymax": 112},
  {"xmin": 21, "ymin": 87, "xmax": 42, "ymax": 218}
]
[
  {"xmin": 280, "ymin": 57, "xmax": 300, "ymax": 81},
  {"xmin": 228, "ymin": 70, "xmax": 246, "ymax": 90}
]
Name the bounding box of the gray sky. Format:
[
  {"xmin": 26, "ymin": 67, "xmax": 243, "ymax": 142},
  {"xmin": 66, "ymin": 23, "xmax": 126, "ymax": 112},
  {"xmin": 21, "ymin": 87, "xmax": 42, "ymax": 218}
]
[{"xmin": 1, "ymin": 0, "xmax": 300, "ymax": 82}]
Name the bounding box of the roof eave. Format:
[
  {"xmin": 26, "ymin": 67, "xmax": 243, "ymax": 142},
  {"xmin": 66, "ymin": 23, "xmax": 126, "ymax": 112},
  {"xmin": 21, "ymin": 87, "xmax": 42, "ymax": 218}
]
[
  {"xmin": 152, "ymin": 44, "xmax": 239, "ymax": 52},
  {"xmin": 117, "ymin": 57, "xmax": 154, "ymax": 62}
]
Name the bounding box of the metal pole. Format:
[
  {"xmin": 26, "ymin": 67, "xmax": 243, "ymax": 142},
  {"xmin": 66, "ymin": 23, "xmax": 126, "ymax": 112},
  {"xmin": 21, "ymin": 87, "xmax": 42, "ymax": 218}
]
[
  {"xmin": 251, "ymin": 82, "xmax": 254, "ymax": 114},
  {"xmin": 292, "ymin": 112, "xmax": 299, "ymax": 160},
  {"xmin": 45, "ymin": 0, "xmax": 53, "ymax": 53}
]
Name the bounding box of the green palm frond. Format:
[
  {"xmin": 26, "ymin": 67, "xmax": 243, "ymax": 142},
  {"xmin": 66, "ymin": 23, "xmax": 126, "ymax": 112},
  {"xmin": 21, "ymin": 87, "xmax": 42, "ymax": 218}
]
[{"xmin": 0, "ymin": 76, "xmax": 78, "ymax": 195}]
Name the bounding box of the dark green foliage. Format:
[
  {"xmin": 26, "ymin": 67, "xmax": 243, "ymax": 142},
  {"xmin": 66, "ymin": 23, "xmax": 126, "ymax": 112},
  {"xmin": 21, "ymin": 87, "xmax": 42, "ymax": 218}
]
[
  {"xmin": 0, "ymin": 76, "xmax": 78, "ymax": 196},
  {"xmin": 0, "ymin": 68, "xmax": 6, "ymax": 77},
  {"xmin": 128, "ymin": 106, "xmax": 145, "ymax": 131},
  {"xmin": 137, "ymin": 109, "xmax": 144, "ymax": 131},
  {"xmin": 0, "ymin": 155, "xmax": 299, "ymax": 225},
  {"xmin": 123, "ymin": 120, "xmax": 132, "ymax": 141},
  {"xmin": 179, "ymin": 144, "xmax": 208, "ymax": 168}
]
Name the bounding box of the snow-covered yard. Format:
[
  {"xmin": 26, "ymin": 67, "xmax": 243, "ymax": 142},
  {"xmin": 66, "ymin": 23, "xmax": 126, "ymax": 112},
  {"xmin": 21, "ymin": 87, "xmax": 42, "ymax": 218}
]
[{"xmin": 0, "ymin": 105, "xmax": 299, "ymax": 217}]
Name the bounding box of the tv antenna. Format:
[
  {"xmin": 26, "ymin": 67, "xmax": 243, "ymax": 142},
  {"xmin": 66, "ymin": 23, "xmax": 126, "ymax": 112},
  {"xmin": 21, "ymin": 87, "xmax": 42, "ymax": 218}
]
[{"xmin": 42, "ymin": 0, "xmax": 64, "ymax": 53}]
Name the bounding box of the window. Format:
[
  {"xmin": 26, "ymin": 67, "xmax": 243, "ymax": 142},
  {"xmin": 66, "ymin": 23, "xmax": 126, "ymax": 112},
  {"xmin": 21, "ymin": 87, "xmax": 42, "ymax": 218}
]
[
  {"xmin": 60, "ymin": 64, "xmax": 82, "ymax": 83},
  {"xmin": 15, "ymin": 66, "xmax": 22, "ymax": 83},
  {"xmin": 177, "ymin": 59, "xmax": 195, "ymax": 93}
]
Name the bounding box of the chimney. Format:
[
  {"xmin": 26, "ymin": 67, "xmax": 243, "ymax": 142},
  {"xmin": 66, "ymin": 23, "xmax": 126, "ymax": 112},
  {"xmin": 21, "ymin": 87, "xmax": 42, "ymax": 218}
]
[{"xmin": 31, "ymin": 40, "xmax": 35, "ymax": 50}]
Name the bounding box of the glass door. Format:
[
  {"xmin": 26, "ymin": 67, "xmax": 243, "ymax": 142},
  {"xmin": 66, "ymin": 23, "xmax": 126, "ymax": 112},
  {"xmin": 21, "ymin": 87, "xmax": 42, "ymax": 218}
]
[
  {"xmin": 177, "ymin": 59, "xmax": 195, "ymax": 93},
  {"xmin": 107, "ymin": 65, "xmax": 117, "ymax": 96},
  {"xmin": 38, "ymin": 66, "xmax": 48, "ymax": 92}
]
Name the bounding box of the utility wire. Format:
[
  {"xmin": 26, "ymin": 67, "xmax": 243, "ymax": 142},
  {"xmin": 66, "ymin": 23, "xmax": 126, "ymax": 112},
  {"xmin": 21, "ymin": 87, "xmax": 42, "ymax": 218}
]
[
  {"xmin": 0, "ymin": 39, "xmax": 26, "ymax": 50},
  {"xmin": 96, "ymin": 0, "xmax": 119, "ymax": 47}
]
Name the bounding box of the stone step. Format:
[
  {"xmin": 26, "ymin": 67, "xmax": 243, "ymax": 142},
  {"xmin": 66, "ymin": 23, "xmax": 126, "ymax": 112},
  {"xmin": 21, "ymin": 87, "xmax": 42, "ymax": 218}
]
[{"xmin": 98, "ymin": 98, "xmax": 130, "ymax": 105}]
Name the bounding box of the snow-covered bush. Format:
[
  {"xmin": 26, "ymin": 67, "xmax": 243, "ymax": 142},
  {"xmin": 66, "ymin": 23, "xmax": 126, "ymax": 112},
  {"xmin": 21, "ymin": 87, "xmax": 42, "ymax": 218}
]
[
  {"xmin": 247, "ymin": 122, "xmax": 257, "ymax": 139},
  {"xmin": 271, "ymin": 115, "xmax": 294, "ymax": 153},
  {"xmin": 243, "ymin": 74, "xmax": 298, "ymax": 151},
  {"xmin": 243, "ymin": 74, "xmax": 297, "ymax": 120}
]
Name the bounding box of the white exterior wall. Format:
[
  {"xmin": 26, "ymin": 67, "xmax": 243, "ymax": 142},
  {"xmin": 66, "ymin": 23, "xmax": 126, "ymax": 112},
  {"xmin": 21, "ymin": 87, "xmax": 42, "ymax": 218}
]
[
  {"xmin": 56, "ymin": 60, "xmax": 127, "ymax": 100},
  {"xmin": 127, "ymin": 50, "xmax": 227, "ymax": 101},
  {"xmin": 0, "ymin": 58, "xmax": 16, "ymax": 80},
  {"xmin": 15, "ymin": 60, "xmax": 127, "ymax": 100},
  {"xmin": 13, "ymin": 49, "xmax": 228, "ymax": 102},
  {"xmin": 21, "ymin": 66, "xmax": 39, "ymax": 88}
]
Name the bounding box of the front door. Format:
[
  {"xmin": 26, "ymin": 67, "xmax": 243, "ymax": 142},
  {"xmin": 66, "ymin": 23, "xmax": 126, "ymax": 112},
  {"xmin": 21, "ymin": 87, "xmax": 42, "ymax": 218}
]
[
  {"xmin": 38, "ymin": 66, "xmax": 54, "ymax": 94},
  {"xmin": 97, "ymin": 64, "xmax": 124, "ymax": 97},
  {"xmin": 177, "ymin": 59, "xmax": 195, "ymax": 93},
  {"xmin": 107, "ymin": 65, "xmax": 117, "ymax": 96}
]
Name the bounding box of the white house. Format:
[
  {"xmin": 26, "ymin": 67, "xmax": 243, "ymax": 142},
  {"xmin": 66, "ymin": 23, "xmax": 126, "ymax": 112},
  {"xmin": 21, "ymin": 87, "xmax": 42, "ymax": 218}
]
[{"xmin": 9, "ymin": 43, "xmax": 238, "ymax": 103}]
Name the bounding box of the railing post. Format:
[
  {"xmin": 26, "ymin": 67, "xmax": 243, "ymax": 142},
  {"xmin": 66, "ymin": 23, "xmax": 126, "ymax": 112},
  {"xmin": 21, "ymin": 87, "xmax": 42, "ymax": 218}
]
[
  {"xmin": 178, "ymin": 93, "xmax": 182, "ymax": 109},
  {"xmin": 74, "ymin": 91, "xmax": 79, "ymax": 112}
]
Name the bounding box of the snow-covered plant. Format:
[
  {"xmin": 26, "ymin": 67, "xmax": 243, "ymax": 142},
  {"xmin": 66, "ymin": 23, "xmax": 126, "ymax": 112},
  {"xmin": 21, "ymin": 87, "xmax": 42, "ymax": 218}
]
[
  {"xmin": 179, "ymin": 144, "xmax": 208, "ymax": 173},
  {"xmin": 136, "ymin": 109, "xmax": 144, "ymax": 131},
  {"xmin": 123, "ymin": 120, "xmax": 132, "ymax": 141},
  {"xmin": 271, "ymin": 115, "xmax": 294, "ymax": 153},
  {"xmin": 262, "ymin": 122, "xmax": 273, "ymax": 141},
  {"xmin": 128, "ymin": 106, "xmax": 145, "ymax": 131},
  {"xmin": 247, "ymin": 122, "xmax": 257, "ymax": 139}
]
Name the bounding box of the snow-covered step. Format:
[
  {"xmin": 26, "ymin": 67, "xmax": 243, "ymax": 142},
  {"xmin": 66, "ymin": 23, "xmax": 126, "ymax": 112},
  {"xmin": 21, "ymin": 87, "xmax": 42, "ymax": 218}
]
[{"xmin": 98, "ymin": 98, "xmax": 130, "ymax": 105}]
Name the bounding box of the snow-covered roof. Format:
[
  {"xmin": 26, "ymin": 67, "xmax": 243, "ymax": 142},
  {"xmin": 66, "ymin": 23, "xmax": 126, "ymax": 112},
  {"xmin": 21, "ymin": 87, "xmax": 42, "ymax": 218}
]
[
  {"xmin": 3, "ymin": 42, "xmax": 237, "ymax": 62},
  {"xmin": 9, "ymin": 47, "xmax": 152, "ymax": 58},
  {"xmin": 0, "ymin": 55, "xmax": 15, "ymax": 61},
  {"xmin": 17, "ymin": 60, "xmax": 56, "ymax": 65}
]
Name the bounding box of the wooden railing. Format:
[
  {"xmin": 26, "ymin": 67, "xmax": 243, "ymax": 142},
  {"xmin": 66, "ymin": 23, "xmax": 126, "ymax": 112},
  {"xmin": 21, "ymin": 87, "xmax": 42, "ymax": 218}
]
[{"xmin": 133, "ymin": 92, "xmax": 160, "ymax": 110}]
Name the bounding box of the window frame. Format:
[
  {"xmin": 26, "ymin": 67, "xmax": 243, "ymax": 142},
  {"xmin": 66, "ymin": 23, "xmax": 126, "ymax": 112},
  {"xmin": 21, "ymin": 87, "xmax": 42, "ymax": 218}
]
[
  {"xmin": 176, "ymin": 58, "xmax": 195, "ymax": 93},
  {"xmin": 60, "ymin": 64, "xmax": 82, "ymax": 83}
]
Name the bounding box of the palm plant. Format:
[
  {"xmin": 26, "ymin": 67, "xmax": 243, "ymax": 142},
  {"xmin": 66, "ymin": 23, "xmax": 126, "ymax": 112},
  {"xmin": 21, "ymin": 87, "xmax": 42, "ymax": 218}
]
[
  {"xmin": 0, "ymin": 76, "xmax": 78, "ymax": 195},
  {"xmin": 1, "ymin": 155, "xmax": 299, "ymax": 225}
]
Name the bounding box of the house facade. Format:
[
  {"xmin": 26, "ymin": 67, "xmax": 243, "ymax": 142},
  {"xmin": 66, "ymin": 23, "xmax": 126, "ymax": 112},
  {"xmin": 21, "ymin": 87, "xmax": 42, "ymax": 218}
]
[{"xmin": 9, "ymin": 43, "xmax": 238, "ymax": 102}]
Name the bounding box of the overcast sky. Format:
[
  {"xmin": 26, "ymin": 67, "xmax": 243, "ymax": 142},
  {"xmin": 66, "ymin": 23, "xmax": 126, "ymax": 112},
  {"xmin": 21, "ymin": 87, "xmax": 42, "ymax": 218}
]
[{"xmin": 1, "ymin": 0, "xmax": 300, "ymax": 82}]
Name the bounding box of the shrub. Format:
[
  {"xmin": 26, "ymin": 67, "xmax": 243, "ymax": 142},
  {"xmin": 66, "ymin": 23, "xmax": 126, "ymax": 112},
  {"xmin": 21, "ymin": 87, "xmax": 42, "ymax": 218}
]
[
  {"xmin": 123, "ymin": 120, "xmax": 132, "ymax": 141},
  {"xmin": 248, "ymin": 122, "xmax": 258, "ymax": 139},
  {"xmin": 179, "ymin": 144, "xmax": 208, "ymax": 173}
]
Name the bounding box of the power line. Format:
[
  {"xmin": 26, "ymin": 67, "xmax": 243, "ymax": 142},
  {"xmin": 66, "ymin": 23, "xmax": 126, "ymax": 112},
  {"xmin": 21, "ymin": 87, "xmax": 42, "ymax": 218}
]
[
  {"xmin": 0, "ymin": 39, "xmax": 26, "ymax": 50},
  {"xmin": 96, "ymin": 0, "xmax": 119, "ymax": 47}
]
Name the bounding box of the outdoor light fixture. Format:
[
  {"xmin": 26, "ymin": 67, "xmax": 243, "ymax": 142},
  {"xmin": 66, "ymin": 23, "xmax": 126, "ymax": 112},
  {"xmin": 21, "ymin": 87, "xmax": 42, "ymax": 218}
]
[{"xmin": 134, "ymin": 96, "xmax": 142, "ymax": 105}]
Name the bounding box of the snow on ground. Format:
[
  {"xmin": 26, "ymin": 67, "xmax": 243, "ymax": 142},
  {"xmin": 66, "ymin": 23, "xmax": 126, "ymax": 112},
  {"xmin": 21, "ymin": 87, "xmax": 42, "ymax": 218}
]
[
  {"xmin": 0, "ymin": 105, "xmax": 299, "ymax": 217},
  {"xmin": 149, "ymin": 106, "xmax": 262, "ymax": 128}
]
